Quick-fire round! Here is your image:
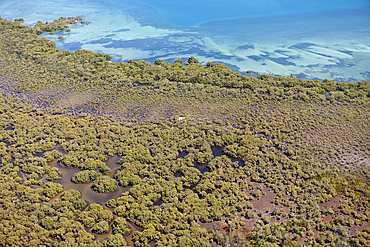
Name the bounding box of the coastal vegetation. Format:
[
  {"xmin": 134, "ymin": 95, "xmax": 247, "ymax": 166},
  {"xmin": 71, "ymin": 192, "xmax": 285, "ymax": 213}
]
[{"xmin": 0, "ymin": 16, "xmax": 369, "ymax": 246}]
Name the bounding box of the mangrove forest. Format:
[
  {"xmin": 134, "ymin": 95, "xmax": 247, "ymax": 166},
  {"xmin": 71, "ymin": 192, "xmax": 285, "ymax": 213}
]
[{"xmin": 0, "ymin": 16, "xmax": 369, "ymax": 246}]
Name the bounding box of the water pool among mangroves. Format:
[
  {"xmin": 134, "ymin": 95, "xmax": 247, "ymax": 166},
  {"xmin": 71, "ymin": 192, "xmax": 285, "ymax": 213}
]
[
  {"xmin": 22, "ymin": 145, "xmax": 140, "ymax": 244},
  {"xmin": 47, "ymin": 156, "xmax": 131, "ymax": 206}
]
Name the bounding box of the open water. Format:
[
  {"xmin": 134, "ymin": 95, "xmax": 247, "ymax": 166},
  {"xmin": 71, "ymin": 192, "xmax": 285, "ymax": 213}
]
[{"xmin": 0, "ymin": 0, "xmax": 369, "ymax": 82}]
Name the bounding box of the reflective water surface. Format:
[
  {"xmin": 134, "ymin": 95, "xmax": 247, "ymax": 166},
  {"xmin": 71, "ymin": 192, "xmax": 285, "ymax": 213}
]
[{"xmin": 0, "ymin": 0, "xmax": 369, "ymax": 82}]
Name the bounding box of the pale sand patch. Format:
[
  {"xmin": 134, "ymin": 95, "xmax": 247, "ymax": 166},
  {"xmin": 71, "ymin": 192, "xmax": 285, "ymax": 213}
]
[
  {"xmin": 81, "ymin": 45, "xmax": 159, "ymax": 61},
  {"xmin": 201, "ymin": 37, "xmax": 234, "ymax": 56}
]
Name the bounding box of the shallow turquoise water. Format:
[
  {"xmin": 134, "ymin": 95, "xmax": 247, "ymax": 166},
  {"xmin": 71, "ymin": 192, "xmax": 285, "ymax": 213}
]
[{"xmin": 1, "ymin": 0, "xmax": 369, "ymax": 82}]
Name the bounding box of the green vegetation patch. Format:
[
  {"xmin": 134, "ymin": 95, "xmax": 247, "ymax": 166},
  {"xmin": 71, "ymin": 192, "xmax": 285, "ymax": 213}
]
[{"xmin": 92, "ymin": 176, "xmax": 118, "ymax": 193}]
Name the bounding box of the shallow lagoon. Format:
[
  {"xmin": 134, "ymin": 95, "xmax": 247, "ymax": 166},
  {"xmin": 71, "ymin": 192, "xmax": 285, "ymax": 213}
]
[{"xmin": 0, "ymin": 0, "xmax": 369, "ymax": 81}]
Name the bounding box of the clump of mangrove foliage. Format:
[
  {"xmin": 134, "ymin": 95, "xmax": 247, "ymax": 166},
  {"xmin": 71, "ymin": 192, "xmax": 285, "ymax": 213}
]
[{"xmin": 0, "ymin": 16, "xmax": 369, "ymax": 246}]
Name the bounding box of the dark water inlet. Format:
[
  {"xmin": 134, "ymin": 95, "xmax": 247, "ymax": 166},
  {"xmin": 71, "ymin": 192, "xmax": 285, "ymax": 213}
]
[
  {"xmin": 178, "ymin": 151, "xmax": 189, "ymax": 158},
  {"xmin": 5, "ymin": 125, "xmax": 15, "ymax": 130},
  {"xmin": 18, "ymin": 168, "xmax": 27, "ymax": 183},
  {"xmin": 105, "ymin": 155, "xmax": 121, "ymax": 179},
  {"xmin": 212, "ymin": 146, "xmax": 245, "ymax": 167},
  {"xmin": 194, "ymin": 163, "xmax": 210, "ymax": 173},
  {"xmin": 192, "ymin": 146, "xmax": 244, "ymax": 174},
  {"xmin": 54, "ymin": 144, "xmax": 68, "ymax": 155},
  {"xmin": 211, "ymin": 146, "xmax": 223, "ymax": 157}
]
